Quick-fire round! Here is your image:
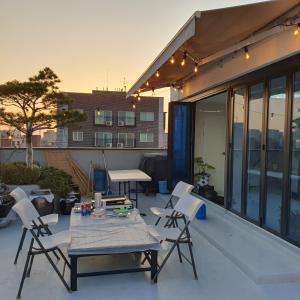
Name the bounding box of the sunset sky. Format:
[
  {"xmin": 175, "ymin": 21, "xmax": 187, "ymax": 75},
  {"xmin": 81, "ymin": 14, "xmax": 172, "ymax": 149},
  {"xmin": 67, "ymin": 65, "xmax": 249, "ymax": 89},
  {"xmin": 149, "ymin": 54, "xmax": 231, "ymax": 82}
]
[{"xmin": 0, "ymin": 0, "xmax": 267, "ymax": 99}]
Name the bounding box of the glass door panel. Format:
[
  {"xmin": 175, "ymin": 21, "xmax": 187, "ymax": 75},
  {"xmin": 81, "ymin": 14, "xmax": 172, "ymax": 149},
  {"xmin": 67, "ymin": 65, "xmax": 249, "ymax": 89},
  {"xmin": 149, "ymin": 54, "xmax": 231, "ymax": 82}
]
[
  {"xmin": 288, "ymin": 72, "xmax": 300, "ymax": 242},
  {"xmin": 230, "ymin": 89, "xmax": 245, "ymax": 213},
  {"xmin": 265, "ymin": 76, "xmax": 286, "ymax": 232},
  {"xmin": 246, "ymin": 83, "xmax": 264, "ymax": 221}
]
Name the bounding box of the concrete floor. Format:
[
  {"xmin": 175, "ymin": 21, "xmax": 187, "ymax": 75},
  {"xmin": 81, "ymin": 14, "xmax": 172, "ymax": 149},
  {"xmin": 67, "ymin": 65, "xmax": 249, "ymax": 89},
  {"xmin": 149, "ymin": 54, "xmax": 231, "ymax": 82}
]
[{"xmin": 1, "ymin": 194, "xmax": 300, "ymax": 300}]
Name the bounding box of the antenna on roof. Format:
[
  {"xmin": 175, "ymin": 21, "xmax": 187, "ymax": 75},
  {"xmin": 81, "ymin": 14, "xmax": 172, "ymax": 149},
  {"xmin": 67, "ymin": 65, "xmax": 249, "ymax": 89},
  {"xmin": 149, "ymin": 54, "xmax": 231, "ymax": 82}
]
[{"xmin": 123, "ymin": 77, "xmax": 127, "ymax": 92}]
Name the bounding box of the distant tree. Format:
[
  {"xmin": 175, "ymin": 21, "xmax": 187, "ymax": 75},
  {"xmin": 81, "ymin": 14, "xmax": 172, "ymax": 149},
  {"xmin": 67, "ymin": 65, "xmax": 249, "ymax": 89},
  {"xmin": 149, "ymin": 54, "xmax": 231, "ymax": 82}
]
[{"xmin": 0, "ymin": 67, "xmax": 86, "ymax": 167}]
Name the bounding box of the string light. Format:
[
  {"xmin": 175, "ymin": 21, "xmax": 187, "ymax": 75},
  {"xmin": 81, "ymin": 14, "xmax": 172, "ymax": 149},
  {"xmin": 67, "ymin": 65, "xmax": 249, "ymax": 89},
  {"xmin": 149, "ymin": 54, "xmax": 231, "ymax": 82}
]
[
  {"xmin": 155, "ymin": 70, "xmax": 160, "ymax": 77},
  {"xmin": 294, "ymin": 24, "xmax": 300, "ymax": 36},
  {"xmin": 181, "ymin": 51, "xmax": 187, "ymax": 66},
  {"xmin": 131, "ymin": 101, "xmax": 136, "ymax": 109},
  {"xmin": 244, "ymin": 47, "xmax": 250, "ymax": 60},
  {"xmin": 170, "ymin": 55, "xmax": 175, "ymax": 64},
  {"xmin": 146, "ymin": 81, "xmax": 149, "ymax": 87},
  {"xmin": 96, "ymin": 109, "xmax": 101, "ymax": 116},
  {"xmin": 194, "ymin": 63, "xmax": 198, "ymax": 73},
  {"xmin": 137, "ymin": 93, "xmax": 141, "ymax": 101}
]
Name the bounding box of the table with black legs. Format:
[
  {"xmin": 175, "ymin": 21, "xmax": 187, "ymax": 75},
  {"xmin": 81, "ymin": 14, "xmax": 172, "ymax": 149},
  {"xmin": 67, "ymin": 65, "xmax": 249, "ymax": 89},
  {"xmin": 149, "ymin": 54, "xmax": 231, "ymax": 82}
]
[
  {"xmin": 107, "ymin": 169, "xmax": 151, "ymax": 209},
  {"xmin": 68, "ymin": 210, "xmax": 160, "ymax": 291}
]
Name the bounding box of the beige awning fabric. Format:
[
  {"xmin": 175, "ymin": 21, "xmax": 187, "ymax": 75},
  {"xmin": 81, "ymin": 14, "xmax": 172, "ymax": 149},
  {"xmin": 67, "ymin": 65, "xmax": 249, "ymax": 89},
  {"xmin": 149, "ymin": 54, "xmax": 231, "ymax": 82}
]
[{"xmin": 127, "ymin": 0, "xmax": 300, "ymax": 97}]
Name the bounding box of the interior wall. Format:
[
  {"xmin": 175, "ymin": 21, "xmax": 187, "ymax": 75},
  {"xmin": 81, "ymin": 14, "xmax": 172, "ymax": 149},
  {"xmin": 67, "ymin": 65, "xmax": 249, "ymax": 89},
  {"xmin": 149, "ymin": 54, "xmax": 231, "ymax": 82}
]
[{"xmin": 194, "ymin": 93, "xmax": 227, "ymax": 195}]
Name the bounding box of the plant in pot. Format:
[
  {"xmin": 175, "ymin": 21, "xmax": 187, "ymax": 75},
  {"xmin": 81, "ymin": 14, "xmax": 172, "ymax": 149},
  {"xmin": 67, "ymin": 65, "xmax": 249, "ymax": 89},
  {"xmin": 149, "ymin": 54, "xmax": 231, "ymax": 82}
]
[{"xmin": 194, "ymin": 157, "xmax": 215, "ymax": 187}]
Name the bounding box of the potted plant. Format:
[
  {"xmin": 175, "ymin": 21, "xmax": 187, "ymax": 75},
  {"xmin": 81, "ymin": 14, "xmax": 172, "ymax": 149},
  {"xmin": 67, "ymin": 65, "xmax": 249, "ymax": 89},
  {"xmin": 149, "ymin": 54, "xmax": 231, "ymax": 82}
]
[{"xmin": 194, "ymin": 157, "xmax": 215, "ymax": 187}]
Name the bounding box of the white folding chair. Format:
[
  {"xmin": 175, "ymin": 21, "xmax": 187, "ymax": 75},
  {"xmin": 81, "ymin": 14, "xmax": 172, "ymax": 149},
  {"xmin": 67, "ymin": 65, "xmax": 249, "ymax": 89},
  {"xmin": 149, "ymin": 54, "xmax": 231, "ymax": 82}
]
[
  {"xmin": 150, "ymin": 181, "xmax": 194, "ymax": 226},
  {"xmin": 152, "ymin": 193, "xmax": 204, "ymax": 281},
  {"xmin": 10, "ymin": 187, "xmax": 59, "ymax": 264},
  {"xmin": 12, "ymin": 199, "xmax": 71, "ymax": 299}
]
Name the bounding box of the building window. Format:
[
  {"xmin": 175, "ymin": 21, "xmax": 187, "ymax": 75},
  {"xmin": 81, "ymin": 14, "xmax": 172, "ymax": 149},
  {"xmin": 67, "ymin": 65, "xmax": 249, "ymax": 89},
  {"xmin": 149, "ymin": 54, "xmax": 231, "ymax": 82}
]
[
  {"xmin": 95, "ymin": 132, "xmax": 112, "ymax": 147},
  {"xmin": 140, "ymin": 133, "xmax": 154, "ymax": 143},
  {"xmin": 95, "ymin": 110, "xmax": 113, "ymax": 125},
  {"xmin": 140, "ymin": 112, "xmax": 154, "ymax": 121},
  {"xmin": 118, "ymin": 133, "xmax": 135, "ymax": 148},
  {"xmin": 118, "ymin": 111, "xmax": 135, "ymax": 126},
  {"xmin": 72, "ymin": 131, "xmax": 83, "ymax": 141}
]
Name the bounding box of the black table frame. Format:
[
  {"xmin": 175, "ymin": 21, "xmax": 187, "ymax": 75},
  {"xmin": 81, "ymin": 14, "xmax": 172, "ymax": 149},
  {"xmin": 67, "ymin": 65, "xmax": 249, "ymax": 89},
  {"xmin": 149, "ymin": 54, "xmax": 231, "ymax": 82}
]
[
  {"xmin": 118, "ymin": 181, "xmax": 139, "ymax": 208},
  {"xmin": 69, "ymin": 250, "xmax": 158, "ymax": 291}
]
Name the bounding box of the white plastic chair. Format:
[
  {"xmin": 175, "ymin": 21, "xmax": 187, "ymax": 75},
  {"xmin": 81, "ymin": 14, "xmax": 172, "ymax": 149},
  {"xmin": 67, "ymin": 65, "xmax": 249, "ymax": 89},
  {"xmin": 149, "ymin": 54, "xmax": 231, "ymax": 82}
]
[
  {"xmin": 152, "ymin": 193, "xmax": 204, "ymax": 281},
  {"xmin": 150, "ymin": 181, "xmax": 194, "ymax": 226},
  {"xmin": 12, "ymin": 199, "xmax": 71, "ymax": 299},
  {"xmin": 10, "ymin": 187, "xmax": 58, "ymax": 264}
]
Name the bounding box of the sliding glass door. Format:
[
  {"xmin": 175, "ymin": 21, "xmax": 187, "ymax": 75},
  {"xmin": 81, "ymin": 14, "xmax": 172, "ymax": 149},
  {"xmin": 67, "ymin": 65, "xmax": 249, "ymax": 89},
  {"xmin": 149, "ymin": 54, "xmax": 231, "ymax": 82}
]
[
  {"xmin": 288, "ymin": 72, "xmax": 300, "ymax": 242},
  {"xmin": 230, "ymin": 89, "xmax": 246, "ymax": 213},
  {"xmin": 264, "ymin": 76, "xmax": 287, "ymax": 232},
  {"xmin": 245, "ymin": 83, "xmax": 264, "ymax": 222}
]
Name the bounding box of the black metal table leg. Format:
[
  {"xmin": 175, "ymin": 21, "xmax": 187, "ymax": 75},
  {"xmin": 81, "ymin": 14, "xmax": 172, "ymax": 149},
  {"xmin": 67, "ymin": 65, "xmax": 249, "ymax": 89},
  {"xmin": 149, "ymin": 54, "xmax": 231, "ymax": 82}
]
[
  {"xmin": 150, "ymin": 250, "xmax": 158, "ymax": 283},
  {"xmin": 135, "ymin": 181, "xmax": 138, "ymax": 208},
  {"xmin": 70, "ymin": 256, "xmax": 78, "ymax": 291}
]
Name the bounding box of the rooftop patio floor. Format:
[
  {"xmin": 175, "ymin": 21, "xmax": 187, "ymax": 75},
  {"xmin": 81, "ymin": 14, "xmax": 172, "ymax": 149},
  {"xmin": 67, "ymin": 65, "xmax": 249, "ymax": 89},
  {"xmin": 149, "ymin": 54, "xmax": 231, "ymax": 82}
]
[{"xmin": 1, "ymin": 194, "xmax": 300, "ymax": 300}]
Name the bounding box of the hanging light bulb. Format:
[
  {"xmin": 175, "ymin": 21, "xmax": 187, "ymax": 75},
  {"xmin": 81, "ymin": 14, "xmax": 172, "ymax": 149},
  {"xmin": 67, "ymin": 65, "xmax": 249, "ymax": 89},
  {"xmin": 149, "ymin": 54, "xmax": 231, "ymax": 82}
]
[
  {"xmin": 155, "ymin": 70, "xmax": 160, "ymax": 77},
  {"xmin": 146, "ymin": 81, "xmax": 149, "ymax": 87},
  {"xmin": 194, "ymin": 63, "xmax": 198, "ymax": 73},
  {"xmin": 131, "ymin": 101, "xmax": 136, "ymax": 109},
  {"xmin": 294, "ymin": 24, "xmax": 300, "ymax": 36},
  {"xmin": 244, "ymin": 47, "xmax": 250, "ymax": 60},
  {"xmin": 181, "ymin": 51, "xmax": 187, "ymax": 66},
  {"xmin": 137, "ymin": 93, "xmax": 141, "ymax": 101},
  {"xmin": 96, "ymin": 109, "xmax": 101, "ymax": 116},
  {"xmin": 171, "ymin": 83, "xmax": 177, "ymax": 91},
  {"xmin": 152, "ymin": 87, "xmax": 155, "ymax": 95},
  {"xmin": 170, "ymin": 55, "xmax": 175, "ymax": 64}
]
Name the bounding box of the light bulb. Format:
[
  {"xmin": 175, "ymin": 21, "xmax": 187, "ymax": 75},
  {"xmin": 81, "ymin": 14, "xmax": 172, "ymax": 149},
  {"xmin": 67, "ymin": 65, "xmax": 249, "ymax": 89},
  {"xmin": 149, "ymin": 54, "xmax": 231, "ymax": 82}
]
[
  {"xmin": 181, "ymin": 51, "xmax": 187, "ymax": 67},
  {"xmin": 170, "ymin": 55, "xmax": 175, "ymax": 64},
  {"xmin": 146, "ymin": 81, "xmax": 149, "ymax": 87},
  {"xmin": 155, "ymin": 70, "xmax": 160, "ymax": 77},
  {"xmin": 244, "ymin": 47, "xmax": 250, "ymax": 60},
  {"xmin": 194, "ymin": 63, "xmax": 198, "ymax": 73},
  {"xmin": 294, "ymin": 24, "xmax": 300, "ymax": 36}
]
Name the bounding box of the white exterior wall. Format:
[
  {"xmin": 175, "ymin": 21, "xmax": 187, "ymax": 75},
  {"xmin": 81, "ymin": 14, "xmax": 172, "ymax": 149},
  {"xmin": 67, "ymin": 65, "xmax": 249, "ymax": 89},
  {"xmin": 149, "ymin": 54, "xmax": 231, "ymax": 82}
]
[{"xmin": 172, "ymin": 27, "xmax": 300, "ymax": 101}]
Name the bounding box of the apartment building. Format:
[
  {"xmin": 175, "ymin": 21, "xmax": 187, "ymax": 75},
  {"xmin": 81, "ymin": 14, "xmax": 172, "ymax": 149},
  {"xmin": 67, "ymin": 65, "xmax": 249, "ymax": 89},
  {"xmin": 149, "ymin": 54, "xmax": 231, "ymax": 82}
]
[{"xmin": 61, "ymin": 90, "xmax": 165, "ymax": 148}]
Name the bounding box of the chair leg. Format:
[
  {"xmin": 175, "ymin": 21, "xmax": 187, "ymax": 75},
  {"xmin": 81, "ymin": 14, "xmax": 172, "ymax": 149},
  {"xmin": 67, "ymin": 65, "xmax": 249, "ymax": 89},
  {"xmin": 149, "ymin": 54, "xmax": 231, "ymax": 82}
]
[
  {"xmin": 177, "ymin": 244, "xmax": 182, "ymax": 263},
  {"xmin": 14, "ymin": 228, "xmax": 27, "ymax": 265},
  {"xmin": 187, "ymin": 241, "xmax": 198, "ymax": 280},
  {"xmin": 26, "ymin": 254, "xmax": 35, "ymax": 277},
  {"xmin": 153, "ymin": 241, "xmax": 177, "ymax": 281},
  {"xmin": 17, "ymin": 239, "xmax": 33, "ymax": 299},
  {"xmin": 44, "ymin": 250, "xmax": 71, "ymax": 292},
  {"xmin": 155, "ymin": 217, "xmax": 161, "ymax": 226},
  {"xmin": 55, "ymin": 247, "xmax": 71, "ymax": 269}
]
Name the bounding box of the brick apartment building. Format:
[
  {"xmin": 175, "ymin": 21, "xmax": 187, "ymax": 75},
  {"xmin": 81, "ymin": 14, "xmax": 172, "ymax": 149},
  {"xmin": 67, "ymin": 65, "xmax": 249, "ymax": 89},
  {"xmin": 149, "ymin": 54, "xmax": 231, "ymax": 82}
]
[{"xmin": 59, "ymin": 90, "xmax": 165, "ymax": 148}]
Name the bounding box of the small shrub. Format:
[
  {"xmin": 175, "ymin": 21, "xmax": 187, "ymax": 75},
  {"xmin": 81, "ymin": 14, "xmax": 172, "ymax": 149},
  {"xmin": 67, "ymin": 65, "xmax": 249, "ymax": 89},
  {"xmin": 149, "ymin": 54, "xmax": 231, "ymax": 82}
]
[
  {"xmin": 0, "ymin": 163, "xmax": 41, "ymax": 185},
  {"xmin": 38, "ymin": 167, "xmax": 72, "ymax": 197}
]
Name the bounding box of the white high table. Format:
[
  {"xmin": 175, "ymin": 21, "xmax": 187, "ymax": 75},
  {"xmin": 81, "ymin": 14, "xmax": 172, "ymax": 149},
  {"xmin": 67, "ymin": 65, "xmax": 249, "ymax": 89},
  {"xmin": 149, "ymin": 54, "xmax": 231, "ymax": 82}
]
[
  {"xmin": 68, "ymin": 210, "xmax": 160, "ymax": 291},
  {"xmin": 108, "ymin": 169, "xmax": 151, "ymax": 208}
]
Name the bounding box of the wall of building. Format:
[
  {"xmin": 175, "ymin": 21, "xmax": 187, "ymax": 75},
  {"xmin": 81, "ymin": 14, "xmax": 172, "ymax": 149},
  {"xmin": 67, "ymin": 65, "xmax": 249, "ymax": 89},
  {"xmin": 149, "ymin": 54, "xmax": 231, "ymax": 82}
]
[
  {"xmin": 0, "ymin": 148, "xmax": 167, "ymax": 175},
  {"xmin": 66, "ymin": 91, "xmax": 164, "ymax": 148},
  {"xmin": 178, "ymin": 27, "xmax": 300, "ymax": 100}
]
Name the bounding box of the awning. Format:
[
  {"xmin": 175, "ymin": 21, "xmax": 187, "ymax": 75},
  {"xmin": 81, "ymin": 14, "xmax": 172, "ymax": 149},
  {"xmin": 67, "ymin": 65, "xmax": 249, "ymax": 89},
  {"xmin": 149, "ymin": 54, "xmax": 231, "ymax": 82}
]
[{"xmin": 127, "ymin": 0, "xmax": 300, "ymax": 97}]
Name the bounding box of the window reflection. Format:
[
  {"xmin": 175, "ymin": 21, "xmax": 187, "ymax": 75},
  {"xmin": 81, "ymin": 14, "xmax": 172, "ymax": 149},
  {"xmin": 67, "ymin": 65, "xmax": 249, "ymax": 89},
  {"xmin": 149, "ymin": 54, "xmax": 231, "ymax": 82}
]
[
  {"xmin": 265, "ymin": 76, "xmax": 286, "ymax": 232},
  {"xmin": 246, "ymin": 83, "xmax": 264, "ymax": 221},
  {"xmin": 288, "ymin": 72, "xmax": 300, "ymax": 242},
  {"xmin": 231, "ymin": 89, "xmax": 245, "ymax": 213}
]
